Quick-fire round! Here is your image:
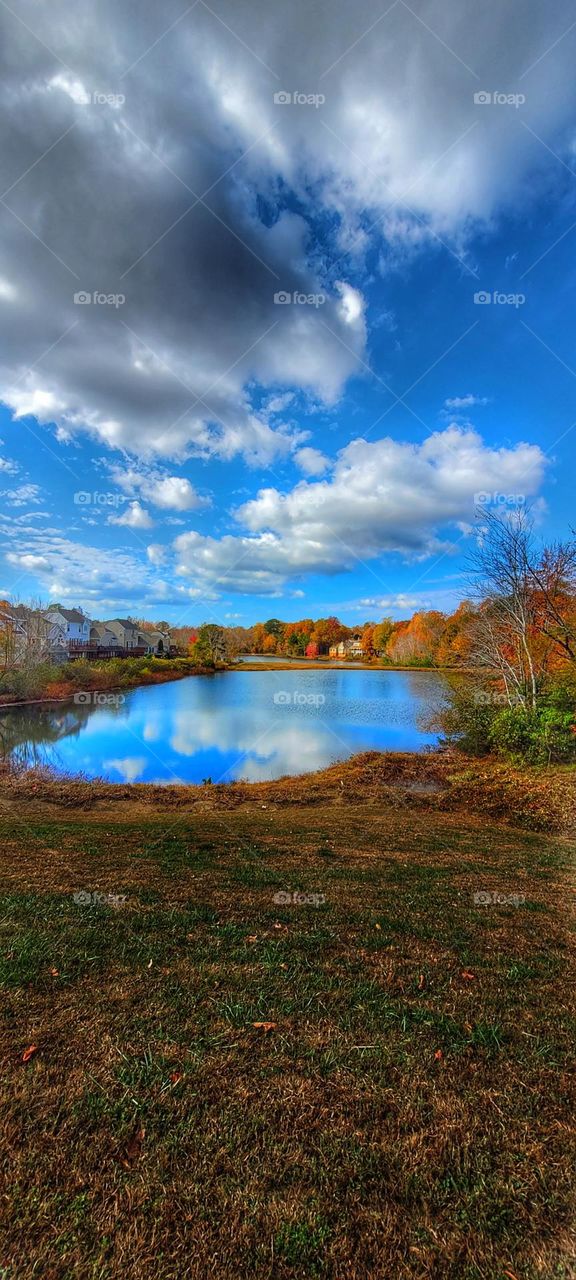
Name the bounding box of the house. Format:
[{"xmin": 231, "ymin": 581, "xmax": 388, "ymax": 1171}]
[
  {"xmin": 44, "ymin": 607, "xmax": 91, "ymax": 657},
  {"xmin": 329, "ymin": 633, "xmax": 364, "ymax": 659},
  {"xmin": 102, "ymin": 620, "xmax": 172, "ymax": 656},
  {"xmin": 0, "ymin": 604, "xmax": 28, "ymax": 666},
  {"xmin": 8, "ymin": 605, "xmax": 69, "ymax": 665},
  {"xmin": 90, "ymin": 623, "xmax": 122, "ymax": 655},
  {"xmin": 142, "ymin": 629, "xmax": 171, "ymax": 656},
  {"xmin": 102, "ymin": 619, "xmax": 145, "ymax": 652}
]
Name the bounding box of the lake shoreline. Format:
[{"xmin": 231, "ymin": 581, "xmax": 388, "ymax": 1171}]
[
  {"xmin": 0, "ymin": 659, "xmax": 219, "ymax": 711},
  {"xmin": 234, "ymin": 659, "xmax": 468, "ymax": 672},
  {"xmin": 1, "ymin": 746, "xmax": 573, "ymax": 832},
  {"xmin": 0, "ymin": 659, "xmax": 464, "ymax": 711}
]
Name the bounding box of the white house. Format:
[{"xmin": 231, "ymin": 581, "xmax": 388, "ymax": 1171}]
[{"xmin": 44, "ymin": 607, "xmax": 91, "ymax": 649}]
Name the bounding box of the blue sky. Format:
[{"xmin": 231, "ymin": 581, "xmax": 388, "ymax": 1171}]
[{"xmin": 0, "ymin": 0, "xmax": 575, "ymax": 626}]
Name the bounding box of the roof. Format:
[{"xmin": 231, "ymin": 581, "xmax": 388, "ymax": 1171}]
[
  {"xmin": 105, "ymin": 618, "xmax": 139, "ymax": 631},
  {"xmin": 46, "ymin": 607, "xmax": 87, "ymax": 623},
  {"xmin": 91, "ymin": 622, "xmax": 119, "ymax": 638}
]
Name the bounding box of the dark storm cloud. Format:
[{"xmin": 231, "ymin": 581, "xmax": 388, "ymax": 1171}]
[{"xmin": 0, "ymin": 0, "xmax": 574, "ymax": 467}]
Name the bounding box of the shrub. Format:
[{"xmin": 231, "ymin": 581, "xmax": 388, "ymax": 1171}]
[
  {"xmin": 0, "ymin": 662, "xmax": 62, "ymax": 701},
  {"xmin": 440, "ymin": 677, "xmax": 576, "ymax": 764},
  {"xmin": 488, "ymin": 707, "xmax": 534, "ymax": 759},
  {"xmin": 438, "ymin": 681, "xmax": 495, "ymax": 755},
  {"xmin": 61, "ymin": 659, "xmax": 94, "ymax": 688},
  {"xmin": 489, "ymin": 705, "xmax": 576, "ymax": 764}
]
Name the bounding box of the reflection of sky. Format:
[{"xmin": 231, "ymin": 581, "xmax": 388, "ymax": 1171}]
[{"xmin": 3, "ymin": 670, "xmax": 446, "ymax": 784}]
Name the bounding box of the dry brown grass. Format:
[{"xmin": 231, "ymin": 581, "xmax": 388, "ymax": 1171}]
[{"xmin": 0, "ymin": 754, "xmax": 574, "ymax": 1279}]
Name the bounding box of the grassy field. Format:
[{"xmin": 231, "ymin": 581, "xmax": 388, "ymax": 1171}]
[{"xmin": 0, "ymin": 753, "xmax": 574, "ymax": 1279}]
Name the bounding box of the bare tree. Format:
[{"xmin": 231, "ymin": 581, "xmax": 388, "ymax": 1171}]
[
  {"xmin": 525, "ymin": 540, "xmax": 576, "ymax": 665},
  {"xmin": 468, "ymin": 510, "xmax": 543, "ymax": 710},
  {"xmin": 0, "ymin": 598, "xmax": 57, "ymax": 686}
]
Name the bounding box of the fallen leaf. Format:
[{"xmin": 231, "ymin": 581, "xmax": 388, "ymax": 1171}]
[
  {"xmin": 434, "ymin": 1049, "xmax": 443, "ymax": 1061},
  {"xmin": 169, "ymin": 1072, "xmax": 183, "ymax": 1084},
  {"xmin": 22, "ymin": 1045, "xmax": 38, "ymax": 1063},
  {"xmin": 461, "ymin": 970, "xmax": 476, "ymax": 981},
  {"xmin": 49, "ymin": 967, "xmax": 59, "ymax": 977},
  {"xmin": 252, "ymin": 1021, "xmax": 277, "ymax": 1033},
  {"xmin": 245, "ymin": 935, "xmax": 258, "ymax": 943},
  {"xmin": 121, "ymin": 1126, "xmax": 145, "ymax": 1167}
]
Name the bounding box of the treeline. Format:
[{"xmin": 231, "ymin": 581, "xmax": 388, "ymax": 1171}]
[{"xmin": 173, "ymin": 606, "xmax": 477, "ymax": 667}]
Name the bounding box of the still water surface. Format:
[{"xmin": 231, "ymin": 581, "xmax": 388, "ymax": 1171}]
[{"xmin": 0, "ymin": 668, "xmax": 447, "ymax": 784}]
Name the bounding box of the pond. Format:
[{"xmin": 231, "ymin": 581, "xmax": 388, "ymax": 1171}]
[{"xmin": 0, "ymin": 668, "xmax": 448, "ymax": 785}]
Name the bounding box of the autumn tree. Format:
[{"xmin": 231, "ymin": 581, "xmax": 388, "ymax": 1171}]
[
  {"xmin": 281, "ymin": 620, "xmax": 314, "ymax": 656},
  {"xmin": 361, "ymin": 624, "xmax": 375, "ymax": 658},
  {"xmin": 251, "ymin": 623, "xmax": 268, "ymax": 653},
  {"xmin": 310, "ymin": 616, "xmax": 346, "ymax": 654},
  {"xmin": 372, "ymin": 617, "xmax": 394, "ymax": 656},
  {"xmin": 190, "ymin": 624, "xmax": 228, "ymax": 666},
  {"xmin": 387, "ymin": 611, "xmax": 446, "ymax": 666}
]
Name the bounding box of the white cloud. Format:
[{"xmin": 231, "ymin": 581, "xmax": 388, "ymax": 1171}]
[
  {"xmin": 294, "ymin": 447, "xmax": 330, "ymax": 476},
  {"xmin": 147, "ymin": 543, "xmax": 167, "ymax": 565},
  {"xmin": 0, "ymin": 278, "xmax": 16, "ymax": 302},
  {"xmin": 444, "ymin": 395, "xmax": 489, "ymax": 409},
  {"xmin": 172, "ymin": 426, "xmax": 547, "ymax": 595},
  {"xmin": 1, "ymin": 483, "xmax": 42, "ymax": 507},
  {"xmin": 355, "ymin": 595, "xmax": 429, "ymax": 612},
  {"xmin": 107, "ymin": 466, "xmax": 209, "ymax": 511},
  {"xmin": 110, "ymin": 501, "xmax": 154, "ymax": 529},
  {"xmin": 7, "ymin": 552, "xmax": 51, "ymax": 573}
]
